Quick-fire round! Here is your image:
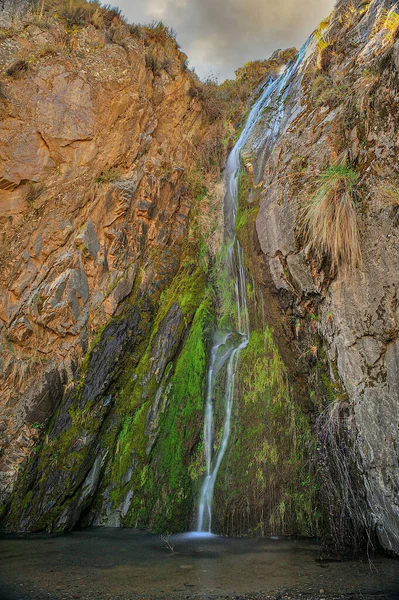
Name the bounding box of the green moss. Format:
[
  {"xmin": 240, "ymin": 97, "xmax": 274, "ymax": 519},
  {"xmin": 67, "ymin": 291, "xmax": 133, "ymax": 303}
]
[
  {"xmin": 148, "ymin": 296, "xmax": 215, "ymax": 530},
  {"xmin": 235, "ymin": 206, "xmax": 259, "ymax": 234},
  {"xmin": 102, "ymin": 292, "xmax": 215, "ymax": 532},
  {"xmin": 75, "ymin": 264, "xmax": 213, "ymax": 533},
  {"xmin": 214, "ymin": 328, "xmax": 321, "ymax": 537},
  {"xmin": 4, "ymin": 258, "xmax": 208, "ymax": 532}
]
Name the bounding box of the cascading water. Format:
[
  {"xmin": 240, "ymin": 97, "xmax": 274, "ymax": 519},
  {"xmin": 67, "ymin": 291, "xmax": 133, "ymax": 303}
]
[
  {"xmin": 196, "ymin": 151, "xmax": 250, "ymax": 534},
  {"xmin": 196, "ymin": 41, "xmax": 312, "ymax": 534}
]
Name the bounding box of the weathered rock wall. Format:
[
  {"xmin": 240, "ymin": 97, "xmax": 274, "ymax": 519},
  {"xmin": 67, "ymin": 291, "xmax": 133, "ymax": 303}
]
[
  {"xmin": 242, "ymin": 0, "xmax": 399, "ymax": 553},
  {"xmin": 2, "ymin": 0, "xmax": 399, "ymax": 555},
  {"xmin": 0, "ymin": 10, "xmax": 208, "ymax": 523}
]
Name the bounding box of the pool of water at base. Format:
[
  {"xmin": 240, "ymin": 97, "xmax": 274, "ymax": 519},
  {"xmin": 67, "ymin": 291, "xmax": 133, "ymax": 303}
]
[{"xmin": 0, "ymin": 528, "xmax": 398, "ymax": 600}]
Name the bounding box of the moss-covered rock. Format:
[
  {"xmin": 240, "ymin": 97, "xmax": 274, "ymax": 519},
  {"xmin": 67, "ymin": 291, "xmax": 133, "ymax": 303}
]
[{"xmin": 213, "ymin": 327, "xmax": 321, "ymax": 537}]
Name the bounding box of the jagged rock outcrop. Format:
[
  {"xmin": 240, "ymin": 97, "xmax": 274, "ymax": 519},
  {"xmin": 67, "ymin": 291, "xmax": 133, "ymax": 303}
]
[
  {"xmin": 0, "ymin": 7, "xmax": 208, "ymax": 520},
  {"xmin": 0, "ymin": 2, "xmax": 297, "ymax": 536},
  {"xmin": 2, "ymin": 0, "xmax": 399, "ymax": 558},
  {"xmin": 241, "ymin": 0, "xmax": 399, "ymax": 553}
]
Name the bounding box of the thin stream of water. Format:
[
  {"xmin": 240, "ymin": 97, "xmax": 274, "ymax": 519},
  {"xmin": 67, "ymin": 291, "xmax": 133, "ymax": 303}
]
[{"xmin": 197, "ymin": 41, "xmax": 312, "ymax": 534}]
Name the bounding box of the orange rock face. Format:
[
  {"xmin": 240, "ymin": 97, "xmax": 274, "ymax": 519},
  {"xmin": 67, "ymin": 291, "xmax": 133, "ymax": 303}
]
[{"xmin": 0, "ymin": 19, "xmax": 206, "ymax": 504}]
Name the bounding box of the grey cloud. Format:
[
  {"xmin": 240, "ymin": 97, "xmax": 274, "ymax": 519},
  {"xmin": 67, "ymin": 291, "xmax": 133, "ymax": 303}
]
[{"xmin": 116, "ymin": 0, "xmax": 336, "ymax": 80}]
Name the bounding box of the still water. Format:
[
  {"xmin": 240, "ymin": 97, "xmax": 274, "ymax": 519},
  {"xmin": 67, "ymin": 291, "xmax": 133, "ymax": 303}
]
[{"xmin": 0, "ymin": 529, "xmax": 398, "ymax": 599}]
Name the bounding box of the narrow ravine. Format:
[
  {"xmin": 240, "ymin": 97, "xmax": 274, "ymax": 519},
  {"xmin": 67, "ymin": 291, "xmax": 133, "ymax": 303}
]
[{"xmin": 196, "ymin": 43, "xmax": 311, "ymax": 534}]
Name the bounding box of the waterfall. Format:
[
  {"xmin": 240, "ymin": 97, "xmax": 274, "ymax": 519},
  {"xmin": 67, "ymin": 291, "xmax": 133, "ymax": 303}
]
[{"xmin": 196, "ymin": 41, "xmax": 311, "ymax": 534}]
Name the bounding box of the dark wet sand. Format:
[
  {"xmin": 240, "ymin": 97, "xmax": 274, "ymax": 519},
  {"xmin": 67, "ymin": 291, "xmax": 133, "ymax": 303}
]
[{"xmin": 0, "ymin": 529, "xmax": 398, "ymax": 600}]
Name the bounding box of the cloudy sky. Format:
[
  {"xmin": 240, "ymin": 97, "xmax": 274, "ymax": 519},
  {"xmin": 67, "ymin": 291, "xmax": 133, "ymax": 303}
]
[{"xmin": 115, "ymin": 0, "xmax": 335, "ymax": 80}]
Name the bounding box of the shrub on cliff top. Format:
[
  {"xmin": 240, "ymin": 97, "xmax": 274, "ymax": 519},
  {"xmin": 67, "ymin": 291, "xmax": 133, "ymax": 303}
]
[
  {"xmin": 142, "ymin": 20, "xmax": 177, "ymax": 43},
  {"xmin": 34, "ymin": 0, "xmax": 125, "ymax": 28},
  {"xmin": 299, "ymin": 163, "xmax": 360, "ymax": 272}
]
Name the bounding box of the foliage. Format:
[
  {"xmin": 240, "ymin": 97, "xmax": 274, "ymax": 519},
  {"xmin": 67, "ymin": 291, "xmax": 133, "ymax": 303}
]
[
  {"xmin": 339, "ymin": 0, "xmax": 363, "ymax": 31},
  {"xmin": 32, "ymin": 0, "xmax": 125, "ymax": 29},
  {"xmin": 310, "ymin": 74, "xmax": 348, "ymax": 108},
  {"xmin": 315, "ymin": 18, "xmax": 331, "ymax": 52},
  {"xmin": 95, "ymin": 166, "xmax": 122, "ymax": 184},
  {"xmin": 317, "ymin": 399, "xmax": 375, "ymax": 554},
  {"xmin": 213, "ymin": 328, "xmax": 321, "ymax": 536},
  {"xmin": 299, "ymin": 163, "xmax": 361, "ymax": 272},
  {"xmin": 194, "ymin": 121, "xmax": 227, "ymax": 176},
  {"xmin": 142, "ymin": 20, "xmax": 177, "ymax": 42},
  {"xmin": 145, "ymin": 50, "xmax": 158, "ymax": 73},
  {"xmin": 191, "ymin": 77, "xmax": 229, "ymax": 123},
  {"xmin": 101, "ymin": 275, "xmax": 213, "ymax": 533},
  {"xmin": 380, "ymin": 8, "xmax": 399, "ymax": 41}
]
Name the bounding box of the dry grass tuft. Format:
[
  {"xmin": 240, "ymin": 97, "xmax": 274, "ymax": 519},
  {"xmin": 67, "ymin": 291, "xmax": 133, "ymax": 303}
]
[
  {"xmin": 299, "ymin": 163, "xmax": 361, "ymax": 272},
  {"xmin": 354, "ymin": 67, "xmax": 380, "ymax": 114},
  {"xmin": 95, "ymin": 166, "xmax": 121, "ymax": 184},
  {"xmin": 339, "ymin": 0, "xmax": 361, "ymax": 31},
  {"xmin": 142, "ymin": 20, "xmax": 176, "ymax": 43},
  {"xmin": 31, "ymin": 0, "xmax": 125, "ymax": 29},
  {"xmin": 374, "ymin": 182, "xmax": 399, "ymax": 207},
  {"xmin": 6, "ymin": 59, "xmax": 29, "ymax": 77}
]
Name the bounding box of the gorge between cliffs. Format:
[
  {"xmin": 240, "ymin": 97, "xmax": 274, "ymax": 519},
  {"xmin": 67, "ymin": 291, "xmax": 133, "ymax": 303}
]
[{"xmin": 1, "ymin": 0, "xmax": 399, "ymax": 598}]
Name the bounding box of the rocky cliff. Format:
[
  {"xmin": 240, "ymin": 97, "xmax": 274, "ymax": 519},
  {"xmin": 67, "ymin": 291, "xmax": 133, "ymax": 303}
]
[
  {"xmin": 0, "ymin": 1, "xmax": 212, "ymax": 529},
  {"xmin": 1, "ymin": 0, "xmax": 399, "ymax": 558},
  {"xmin": 235, "ymin": 0, "xmax": 399, "ymax": 554},
  {"xmin": 0, "ymin": 0, "xmax": 292, "ymax": 534}
]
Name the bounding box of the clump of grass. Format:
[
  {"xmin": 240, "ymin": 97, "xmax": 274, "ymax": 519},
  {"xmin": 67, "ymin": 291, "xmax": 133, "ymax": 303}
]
[
  {"xmin": 190, "ymin": 76, "xmax": 229, "ymax": 123},
  {"xmin": 371, "ymin": 7, "xmax": 399, "ymax": 42},
  {"xmin": 142, "ymin": 20, "xmax": 176, "ymax": 42},
  {"xmin": 299, "ymin": 163, "xmax": 361, "ymax": 272},
  {"xmin": 6, "ymin": 59, "xmax": 29, "ymax": 77},
  {"xmin": 95, "ymin": 166, "xmax": 121, "ymax": 184},
  {"xmin": 129, "ymin": 23, "xmax": 142, "ymax": 37},
  {"xmin": 314, "ymin": 17, "xmax": 335, "ymax": 72},
  {"xmin": 145, "ymin": 50, "xmax": 158, "ymax": 72},
  {"xmin": 359, "ymin": 1, "xmax": 371, "ymax": 17},
  {"xmin": 310, "ymin": 74, "xmax": 345, "ymax": 107},
  {"xmin": 0, "ymin": 28, "xmax": 14, "ymax": 41},
  {"xmin": 144, "ymin": 50, "xmax": 173, "ymax": 75},
  {"xmin": 318, "ymin": 15, "xmax": 331, "ymax": 31},
  {"xmin": 26, "ymin": 182, "xmax": 44, "ymax": 204},
  {"xmin": 101, "ymin": 4, "xmax": 125, "ymax": 26},
  {"xmin": 34, "ymin": 0, "xmax": 125, "ymax": 29},
  {"xmin": 354, "ymin": 67, "xmax": 380, "ymax": 113},
  {"xmin": 375, "ymin": 182, "xmax": 399, "ymax": 207},
  {"xmin": 315, "ymin": 27, "xmax": 330, "ymax": 52},
  {"xmin": 339, "ymin": 0, "xmax": 360, "ymax": 31}
]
